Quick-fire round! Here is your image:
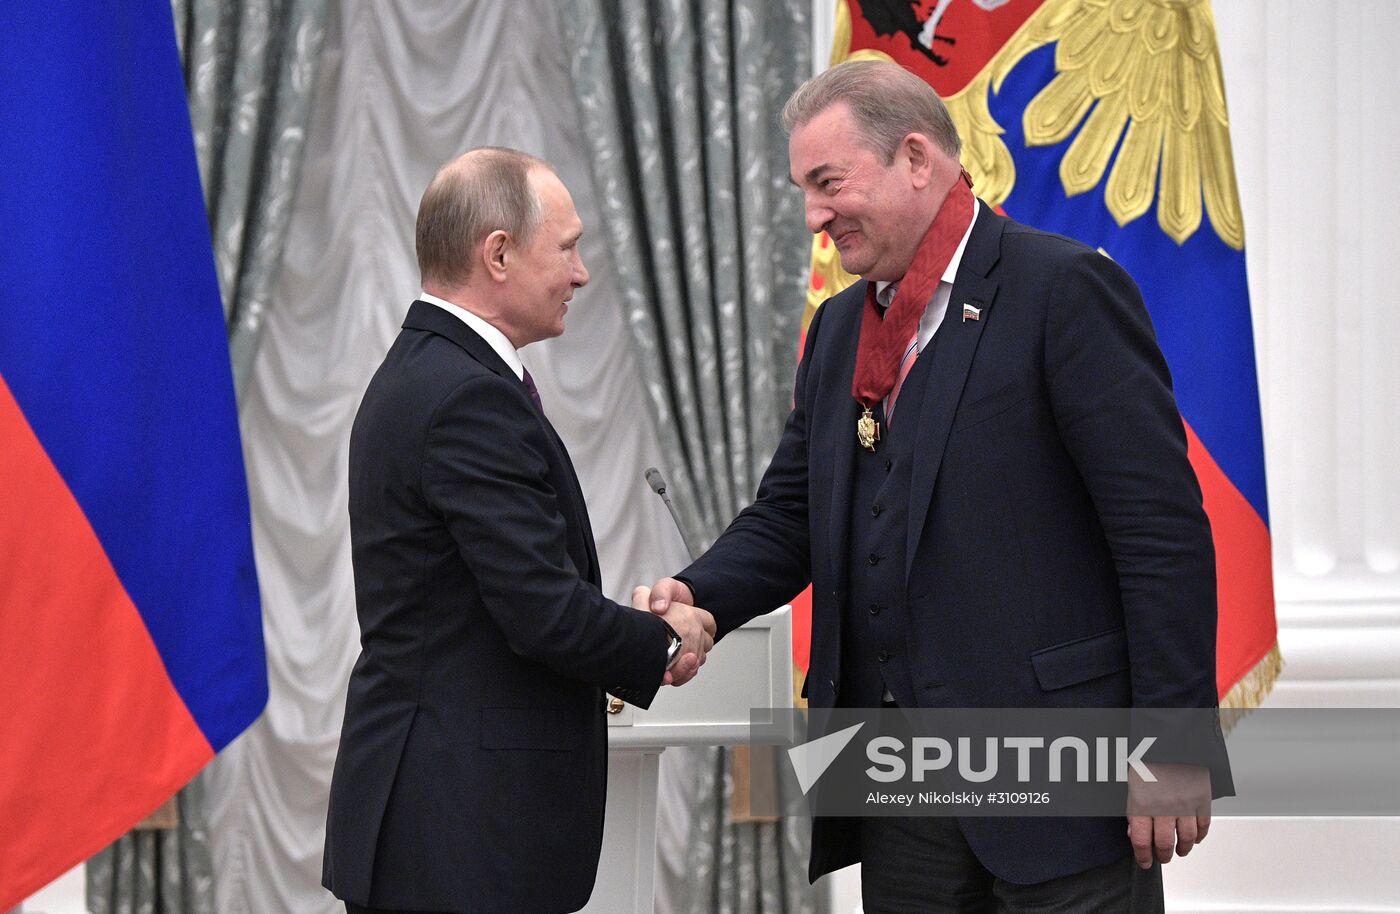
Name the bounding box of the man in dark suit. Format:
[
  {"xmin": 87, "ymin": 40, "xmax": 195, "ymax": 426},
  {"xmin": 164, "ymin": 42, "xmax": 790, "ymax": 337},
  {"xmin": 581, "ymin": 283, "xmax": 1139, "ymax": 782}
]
[
  {"xmin": 324, "ymin": 147, "xmax": 715, "ymax": 914},
  {"xmin": 647, "ymin": 61, "xmax": 1227, "ymax": 911}
]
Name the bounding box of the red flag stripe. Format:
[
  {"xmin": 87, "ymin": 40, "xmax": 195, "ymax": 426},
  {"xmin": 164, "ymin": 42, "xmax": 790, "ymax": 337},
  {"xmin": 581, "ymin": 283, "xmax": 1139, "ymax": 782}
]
[
  {"xmin": 0, "ymin": 374, "xmax": 212, "ymax": 907},
  {"xmin": 1183, "ymin": 419, "xmax": 1278, "ymax": 699}
]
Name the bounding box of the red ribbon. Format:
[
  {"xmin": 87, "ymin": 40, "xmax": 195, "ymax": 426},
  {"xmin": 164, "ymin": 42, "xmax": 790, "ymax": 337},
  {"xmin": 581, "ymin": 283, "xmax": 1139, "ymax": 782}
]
[{"xmin": 851, "ymin": 172, "xmax": 974, "ymax": 409}]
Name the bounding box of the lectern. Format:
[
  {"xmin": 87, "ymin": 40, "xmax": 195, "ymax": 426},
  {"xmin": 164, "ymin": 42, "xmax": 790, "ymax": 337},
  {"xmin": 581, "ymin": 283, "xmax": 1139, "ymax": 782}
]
[{"xmin": 581, "ymin": 606, "xmax": 794, "ymax": 913}]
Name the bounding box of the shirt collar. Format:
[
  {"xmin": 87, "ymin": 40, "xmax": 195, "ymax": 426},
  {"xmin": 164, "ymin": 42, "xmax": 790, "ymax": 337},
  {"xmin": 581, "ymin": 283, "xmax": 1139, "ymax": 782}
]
[
  {"xmin": 417, "ymin": 291, "xmax": 524, "ymax": 381},
  {"xmin": 875, "ymin": 198, "xmax": 981, "ymax": 304}
]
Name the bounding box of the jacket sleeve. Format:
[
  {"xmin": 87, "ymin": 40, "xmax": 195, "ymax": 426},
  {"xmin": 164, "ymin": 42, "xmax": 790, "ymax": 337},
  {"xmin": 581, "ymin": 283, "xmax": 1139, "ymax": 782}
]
[
  {"xmin": 678, "ymin": 298, "xmax": 833, "ymax": 638},
  {"xmin": 421, "ymin": 374, "xmax": 668, "ymax": 707},
  {"xmin": 1043, "ymin": 243, "xmax": 1219, "ymax": 714}
]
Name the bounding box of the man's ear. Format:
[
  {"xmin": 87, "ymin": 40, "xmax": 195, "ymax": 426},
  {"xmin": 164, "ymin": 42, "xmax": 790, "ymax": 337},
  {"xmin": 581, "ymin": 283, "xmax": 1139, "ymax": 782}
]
[
  {"xmin": 482, "ymin": 229, "xmax": 510, "ymax": 282},
  {"xmin": 903, "ymin": 132, "xmax": 937, "ymax": 190}
]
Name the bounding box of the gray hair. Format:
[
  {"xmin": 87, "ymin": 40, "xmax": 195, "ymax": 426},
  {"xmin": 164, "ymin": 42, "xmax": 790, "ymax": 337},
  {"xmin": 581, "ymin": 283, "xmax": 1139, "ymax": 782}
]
[
  {"xmin": 781, "ymin": 59, "xmax": 961, "ymax": 162},
  {"xmin": 416, "ymin": 146, "xmax": 548, "ymax": 288}
]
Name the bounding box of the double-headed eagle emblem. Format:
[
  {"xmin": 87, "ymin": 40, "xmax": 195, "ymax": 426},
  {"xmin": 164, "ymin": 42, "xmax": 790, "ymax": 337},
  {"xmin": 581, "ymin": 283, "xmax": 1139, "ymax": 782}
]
[
  {"xmin": 835, "ymin": 0, "xmax": 1244, "ymax": 246},
  {"xmin": 807, "ymin": 0, "xmax": 1244, "ymax": 327}
]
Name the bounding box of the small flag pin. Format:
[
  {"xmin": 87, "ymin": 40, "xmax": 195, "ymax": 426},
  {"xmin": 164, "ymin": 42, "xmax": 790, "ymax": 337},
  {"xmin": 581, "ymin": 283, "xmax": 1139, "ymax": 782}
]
[{"xmin": 962, "ymin": 303, "xmax": 981, "ymax": 322}]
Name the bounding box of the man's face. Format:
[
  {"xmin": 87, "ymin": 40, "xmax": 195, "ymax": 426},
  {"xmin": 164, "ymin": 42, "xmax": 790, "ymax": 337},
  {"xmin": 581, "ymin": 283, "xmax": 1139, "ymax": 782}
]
[
  {"xmin": 504, "ymin": 169, "xmax": 589, "ymax": 347},
  {"xmin": 788, "ymin": 103, "xmax": 922, "ymax": 282}
]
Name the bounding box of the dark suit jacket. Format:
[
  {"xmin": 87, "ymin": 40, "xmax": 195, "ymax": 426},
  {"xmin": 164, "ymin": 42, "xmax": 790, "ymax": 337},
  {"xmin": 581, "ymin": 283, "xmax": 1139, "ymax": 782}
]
[
  {"xmin": 681, "ymin": 207, "xmax": 1227, "ymax": 884},
  {"xmin": 323, "ymin": 301, "xmax": 670, "ymax": 913}
]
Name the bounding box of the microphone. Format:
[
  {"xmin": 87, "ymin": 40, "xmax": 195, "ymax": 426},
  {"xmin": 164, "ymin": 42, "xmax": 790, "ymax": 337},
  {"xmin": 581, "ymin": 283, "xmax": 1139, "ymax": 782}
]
[{"xmin": 645, "ymin": 467, "xmax": 700, "ymax": 561}]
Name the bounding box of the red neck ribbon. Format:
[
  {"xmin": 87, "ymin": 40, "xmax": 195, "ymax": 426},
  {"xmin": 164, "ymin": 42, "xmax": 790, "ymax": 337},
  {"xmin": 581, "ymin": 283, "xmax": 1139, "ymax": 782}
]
[{"xmin": 850, "ymin": 172, "xmax": 974, "ymax": 408}]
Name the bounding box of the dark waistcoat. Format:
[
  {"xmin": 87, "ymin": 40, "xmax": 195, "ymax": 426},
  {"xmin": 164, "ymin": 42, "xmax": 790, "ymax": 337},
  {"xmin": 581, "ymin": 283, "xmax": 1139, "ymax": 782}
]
[{"xmin": 839, "ymin": 346, "xmax": 937, "ymax": 708}]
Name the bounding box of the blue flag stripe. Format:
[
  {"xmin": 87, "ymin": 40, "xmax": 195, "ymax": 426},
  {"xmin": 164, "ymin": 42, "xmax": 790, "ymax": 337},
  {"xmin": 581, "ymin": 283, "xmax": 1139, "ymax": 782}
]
[{"xmin": 0, "ymin": 1, "xmax": 266, "ymax": 749}]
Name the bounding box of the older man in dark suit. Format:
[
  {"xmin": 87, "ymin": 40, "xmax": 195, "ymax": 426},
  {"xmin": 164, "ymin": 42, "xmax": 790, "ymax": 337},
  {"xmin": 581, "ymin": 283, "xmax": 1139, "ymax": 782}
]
[
  {"xmin": 324, "ymin": 147, "xmax": 715, "ymax": 914},
  {"xmin": 648, "ymin": 61, "xmax": 1228, "ymax": 912}
]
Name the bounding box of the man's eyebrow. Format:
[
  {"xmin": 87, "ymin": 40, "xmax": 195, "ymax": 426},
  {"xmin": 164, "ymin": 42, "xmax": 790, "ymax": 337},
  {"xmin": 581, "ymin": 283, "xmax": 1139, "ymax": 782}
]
[{"xmin": 789, "ymin": 165, "xmax": 828, "ymax": 188}]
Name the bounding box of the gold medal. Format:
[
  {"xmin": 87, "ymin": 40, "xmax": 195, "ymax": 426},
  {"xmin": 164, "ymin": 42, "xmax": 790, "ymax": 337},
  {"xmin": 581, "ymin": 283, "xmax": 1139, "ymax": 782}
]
[{"xmin": 857, "ymin": 407, "xmax": 880, "ymax": 452}]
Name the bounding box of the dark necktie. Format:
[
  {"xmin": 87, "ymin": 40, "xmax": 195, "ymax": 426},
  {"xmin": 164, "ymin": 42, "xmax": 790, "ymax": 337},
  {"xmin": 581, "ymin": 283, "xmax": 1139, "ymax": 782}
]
[{"xmin": 522, "ymin": 367, "xmax": 544, "ymax": 414}]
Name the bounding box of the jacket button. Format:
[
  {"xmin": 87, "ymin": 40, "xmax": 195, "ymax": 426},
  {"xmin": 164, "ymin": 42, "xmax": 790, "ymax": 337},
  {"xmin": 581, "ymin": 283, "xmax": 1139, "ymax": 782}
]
[
  {"xmin": 871, "ymin": 504, "xmax": 882, "ymax": 517},
  {"xmin": 869, "ymin": 603, "xmax": 882, "ymax": 615},
  {"xmin": 877, "ymin": 651, "xmax": 889, "ymax": 662},
  {"xmin": 884, "ymin": 459, "xmax": 892, "ymax": 473},
  {"xmin": 868, "ymin": 553, "xmax": 880, "ymax": 566}
]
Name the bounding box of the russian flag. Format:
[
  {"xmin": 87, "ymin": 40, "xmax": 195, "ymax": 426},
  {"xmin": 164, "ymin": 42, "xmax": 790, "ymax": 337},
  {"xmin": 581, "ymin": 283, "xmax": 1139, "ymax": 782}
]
[{"xmin": 0, "ymin": 3, "xmax": 267, "ymax": 907}]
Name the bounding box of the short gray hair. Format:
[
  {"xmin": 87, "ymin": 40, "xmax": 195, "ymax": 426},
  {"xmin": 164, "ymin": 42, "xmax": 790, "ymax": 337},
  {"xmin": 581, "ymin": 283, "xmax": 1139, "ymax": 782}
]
[
  {"xmin": 416, "ymin": 146, "xmax": 548, "ymax": 288},
  {"xmin": 781, "ymin": 59, "xmax": 961, "ymax": 162}
]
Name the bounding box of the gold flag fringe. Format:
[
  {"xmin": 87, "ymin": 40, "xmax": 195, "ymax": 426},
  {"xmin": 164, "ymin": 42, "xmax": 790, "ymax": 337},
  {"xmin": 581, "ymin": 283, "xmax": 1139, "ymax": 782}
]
[
  {"xmin": 1219, "ymin": 641, "xmax": 1283, "ymax": 734},
  {"xmin": 134, "ymin": 795, "xmax": 180, "ymax": 830}
]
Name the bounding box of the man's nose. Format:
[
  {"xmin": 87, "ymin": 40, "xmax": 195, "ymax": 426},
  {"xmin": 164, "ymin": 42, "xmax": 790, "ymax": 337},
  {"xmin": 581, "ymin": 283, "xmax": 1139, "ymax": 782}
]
[
  {"xmin": 574, "ymin": 256, "xmax": 590, "ymax": 288},
  {"xmin": 805, "ymin": 201, "xmax": 832, "ymax": 235}
]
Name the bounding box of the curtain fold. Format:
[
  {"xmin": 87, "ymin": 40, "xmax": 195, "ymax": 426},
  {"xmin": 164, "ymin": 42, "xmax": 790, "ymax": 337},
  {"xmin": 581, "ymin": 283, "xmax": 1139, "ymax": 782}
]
[
  {"xmin": 173, "ymin": 0, "xmax": 329, "ymax": 396},
  {"xmin": 565, "ymin": 0, "xmax": 811, "ymax": 551},
  {"xmin": 658, "ymin": 746, "xmax": 825, "ymax": 914},
  {"xmin": 565, "ymin": 2, "xmax": 818, "ymax": 912},
  {"xmin": 84, "ymin": 1, "xmax": 327, "ymax": 911}
]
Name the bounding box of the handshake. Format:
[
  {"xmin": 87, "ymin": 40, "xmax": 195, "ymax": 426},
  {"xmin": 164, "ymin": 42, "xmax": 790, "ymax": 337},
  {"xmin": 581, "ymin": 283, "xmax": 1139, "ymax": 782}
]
[{"xmin": 631, "ymin": 578, "xmax": 714, "ymax": 687}]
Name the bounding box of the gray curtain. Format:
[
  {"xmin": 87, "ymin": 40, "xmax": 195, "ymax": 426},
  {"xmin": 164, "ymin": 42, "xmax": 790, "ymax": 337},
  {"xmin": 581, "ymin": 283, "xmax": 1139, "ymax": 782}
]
[
  {"xmin": 173, "ymin": 0, "xmax": 329, "ymax": 396},
  {"xmin": 565, "ymin": 2, "xmax": 818, "ymax": 912},
  {"xmin": 565, "ymin": 0, "xmax": 812, "ymax": 549},
  {"xmin": 670, "ymin": 748, "xmax": 826, "ymax": 914},
  {"xmin": 85, "ymin": 1, "xmax": 327, "ymax": 911}
]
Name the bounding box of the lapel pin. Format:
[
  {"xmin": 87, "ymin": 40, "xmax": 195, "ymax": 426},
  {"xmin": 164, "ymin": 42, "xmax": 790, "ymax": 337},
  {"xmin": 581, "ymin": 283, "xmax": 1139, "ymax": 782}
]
[{"xmin": 962, "ymin": 303, "xmax": 981, "ymax": 322}]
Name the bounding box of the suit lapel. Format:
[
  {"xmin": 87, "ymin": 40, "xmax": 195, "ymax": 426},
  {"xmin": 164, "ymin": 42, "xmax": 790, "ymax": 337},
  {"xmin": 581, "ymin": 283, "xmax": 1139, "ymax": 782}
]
[
  {"xmin": 403, "ymin": 300, "xmax": 600, "ymax": 585},
  {"xmin": 544, "ymin": 423, "xmax": 603, "ymax": 585},
  {"xmin": 403, "ymin": 299, "xmax": 516, "ymax": 377},
  {"xmin": 825, "ymin": 285, "xmax": 866, "ymax": 588},
  {"xmin": 904, "ymin": 208, "xmax": 1005, "ymax": 582}
]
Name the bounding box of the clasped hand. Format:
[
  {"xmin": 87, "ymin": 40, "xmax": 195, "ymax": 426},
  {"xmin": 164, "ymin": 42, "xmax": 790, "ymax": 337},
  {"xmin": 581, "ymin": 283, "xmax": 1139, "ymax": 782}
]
[{"xmin": 631, "ymin": 579, "xmax": 714, "ymax": 686}]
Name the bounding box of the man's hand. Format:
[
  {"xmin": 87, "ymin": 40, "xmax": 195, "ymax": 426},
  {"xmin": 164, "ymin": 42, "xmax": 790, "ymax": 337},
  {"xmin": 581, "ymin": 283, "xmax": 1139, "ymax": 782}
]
[
  {"xmin": 1126, "ymin": 762, "xmax": 1212, "ymax": 868},
  {"xmin": 646, "ymin": 577, "xmax": 694, "ymax": 615},
  {"xmin": 642, "ymin": 577, "xmax": 713, "ymax": 685},
  {"xmin": 631, "ymin": 584, "xmax": 715, "ymax": 686},
  {"xmin": 664, "ymin": 600, "xmax": 716, "ymax": 685}
]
